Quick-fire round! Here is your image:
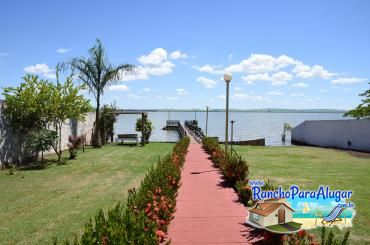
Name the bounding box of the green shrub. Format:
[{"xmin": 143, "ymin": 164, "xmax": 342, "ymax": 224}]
[
  {"xmin": 67, "ymin": 135, "xmax": 83, "ymax": 160},
  {"xmin": 202, "ymin": 137, "xmax": 249, "ymax": 187},
  {"xmin": 219, "ymin": 150, "xmax": 249, "ymax": 186},
  {"xmin": 282, "ymin": 227, "xmax": 350, "ymax": 245},
  {"xmin": 262, "ymin": 179, "xmax": 277, "ymax": 191},
  {"xmin": 235, "ymin": 179, "xmax": 252, "ymax": 206},
  {"xmin": 55, "ymin": 137, "xmax": 190, "ymax": 244}
]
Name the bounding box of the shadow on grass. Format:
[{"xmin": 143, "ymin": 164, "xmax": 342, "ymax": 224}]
[{"xmin": 17, "ymin": 158, "xmax": 68, "ymax": 171}]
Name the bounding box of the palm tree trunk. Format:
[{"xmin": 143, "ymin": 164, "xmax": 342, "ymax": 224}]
[{"xmin": 94, "ymin": 94, "xmax": 102, "ymax": 148}]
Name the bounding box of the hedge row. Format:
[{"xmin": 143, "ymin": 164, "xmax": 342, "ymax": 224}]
[
  {"xmin": 55, "ymin": 137, "xmax": 190, "ymax": 245},
  {"xmin": 202, "ymin": 137, "xmax": 248, "ymax": 187}
]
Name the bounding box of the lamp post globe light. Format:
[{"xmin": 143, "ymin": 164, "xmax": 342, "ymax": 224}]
[{"xmin": 224, "ymin": 73, "xmax": 232, "ymax": 153}]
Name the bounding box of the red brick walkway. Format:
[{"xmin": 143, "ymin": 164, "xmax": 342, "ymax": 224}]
[{"xmin": 167, "ymin": 141, "xmax": 261, "ymax": 244}]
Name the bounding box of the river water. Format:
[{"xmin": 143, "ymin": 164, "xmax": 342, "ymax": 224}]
[{"xmin": 115, "ymin": 111, "xmax": 345, "ymax": 146}]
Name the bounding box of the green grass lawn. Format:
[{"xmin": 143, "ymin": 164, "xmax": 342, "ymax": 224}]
[
  {"xmin": 235, "ymin": 145, "xmax": 370, "ymax": 244},
  {"xmin": 0, "ymin": 143, "xmax": 173, "ymax": 244},
  {"xmin": 265, "ymin": 221, "xmax": 302, "ymax": 233}
]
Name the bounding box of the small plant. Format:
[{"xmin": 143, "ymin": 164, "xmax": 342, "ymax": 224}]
[
  {"xmin": 262, "ymin": 179, "xmax": 277, "ymax": 191},
  {"xmin": 282, "ymin": 122, "xmax": 292, "ymax": 142},
  {"xmin": 235, "ymin": 179, "xmax": 252, "ymax": 206},
  {"xmin": 26, "ymin": 128, "xmax": 58, "ymax": 168},
  {"xmin": 67, "ymin": 135, "xmax": 83, "ymax": 160},
  {"xmin": 282, "ymin": 229, "xmax": 317, "ymax": 245},
  {"xmin": 219, "ymin": 150, "xmax": 249, "ymax": 186},
  {"xmin": 8, "ymin": 164, "xmax": 16, "ymax": 175}
]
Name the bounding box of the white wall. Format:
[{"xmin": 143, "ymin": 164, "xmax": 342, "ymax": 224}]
[{"xmin": 292, "ymin": 119, "xmax": 370, "ymax": 152}]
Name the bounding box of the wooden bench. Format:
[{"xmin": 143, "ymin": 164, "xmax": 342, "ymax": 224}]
[{"xmin": 117, "ymin": 134, "xmax": 139, "ymax": 146}]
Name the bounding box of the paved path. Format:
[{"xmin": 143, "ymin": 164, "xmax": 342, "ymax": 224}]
[{"xmin": 167, "ymin": 140, "xmax": 261, "ymax": 244}]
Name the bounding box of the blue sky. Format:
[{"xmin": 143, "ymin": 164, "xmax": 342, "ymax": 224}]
[{"xmin": 0, "ymin": 0, "xmax": 369, "ymax": 109}]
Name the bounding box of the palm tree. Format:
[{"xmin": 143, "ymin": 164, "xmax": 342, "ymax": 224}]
[{"xmin": 66, "ymin": 39, "xmax": 134, "ymax": 147}]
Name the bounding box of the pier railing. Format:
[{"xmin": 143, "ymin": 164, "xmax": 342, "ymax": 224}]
[{"xmin": 184, "ymin": 120, "xmax": 205, "ymax": 142}]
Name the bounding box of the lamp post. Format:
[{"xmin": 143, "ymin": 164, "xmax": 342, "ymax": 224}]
[
  {"xmin": 224, "ymin": 73, "xmax": 232, "ymax": 153},
  {"xmin": 206, "ymin": 106, "xmax": 209, "ymax": 136},
  {"xmin": 230, "ymin": 120, "xmax": 235, "ymax": 153}
]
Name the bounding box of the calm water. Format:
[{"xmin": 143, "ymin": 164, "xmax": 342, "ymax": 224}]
[{"xmin": 115, "ymin": 112, "xmax": 345, "ymax": 146}]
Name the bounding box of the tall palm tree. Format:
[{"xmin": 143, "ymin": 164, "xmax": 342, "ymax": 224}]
[{"xmin": 66, "ymin": 39, "xmax": 134, "ymax": 147}]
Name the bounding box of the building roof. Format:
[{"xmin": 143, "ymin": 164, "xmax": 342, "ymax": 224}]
[{"xmin": 249, "ymin": 202, "xmax": 294, "ymax": 217}]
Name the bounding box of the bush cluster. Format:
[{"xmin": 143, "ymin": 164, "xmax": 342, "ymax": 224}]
[
  {"xmin": 281, "ymin": 227, "xmax": 350, "ymax": 245},
  {"xmin": 202, "ymin": 137, "xmax": 248, "ymax": 187},
  {"xmin": 56, "ymin": 137, "xmax": 190, "ymax": 245}
]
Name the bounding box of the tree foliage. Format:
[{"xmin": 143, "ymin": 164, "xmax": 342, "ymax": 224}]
[
  {"xmin": 50, "ymin": 69, "xmax": 93, "ymax": 161},
  {"xmin": 26, "ymin": 129, "xmax": 58, "ymax": 168},
  {"xmin": 64, "ymin": 39, "xmax": 134, "ymax": 148},
  {"xmin": 3, "ymin": 72, "xmax": 92, "ymax": 162},
  {"xmin": 3, "ymin": 75, "xmax": 54, "ymax": 132},
  {"xmin": 344, "ymin": 82, "xmax": 370, "ymax": 119},
  {"xmin": 136, "ymin": 118, "xmax": 154, "ymax": 143}
]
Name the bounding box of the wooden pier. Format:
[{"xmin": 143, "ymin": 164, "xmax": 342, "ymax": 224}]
[{"xmin": 162, "ymin": 120, "xmax": 187, "ymax": 138}]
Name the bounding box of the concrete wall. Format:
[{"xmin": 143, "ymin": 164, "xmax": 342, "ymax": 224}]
[
  {"xmin": 292, "ymin": 119, "xmax": 370, "ymax": 152},
  {"xmin": 0, "ymin": 100, "xmax": 95, "ymax": 168}
]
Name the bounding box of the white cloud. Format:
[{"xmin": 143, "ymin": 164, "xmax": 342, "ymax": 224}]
[
  {"xmin": 234, "ymin": 86, "xmax": 241, "ymax": 91},
  {"xmin": 192, "ymin": 64, "xmax": 223, "ymax": 74},
  {"xmin": 121, "ymin": 48, "xmax": 176, "ymax": 81},
  {"xmin": 271, "ymin": 72, "xmax": 292, "ymax": 86},
  {"xmin": 293, "ymin": 63, "xmax": 335, "ymax": 80},
  {"xmin": 109, "ymin": 84, "xmax": 128, "ymax": 91},
  {"xmin": 292, "ymin": 82, "xmax": 309, "ymax": 88},
  {"xmin": 331, "ymin": 77, "xmax": 367, "ymax": 84},
  {"xmin": 225, "ymin": 54, "xmax": 298, "ymax": 74},
  {"xmin": 241, "ymin": 71, "xmax": 292, "ymax": 86},
  {"xmin": 142, "ymin": 88, "xmax": 151, "ymax": 92},
  {"xmin": 166, "ymin": 96, "xmax": 179, "ymax": 100},
  {"xmin": 57, "ymin": 48, "xmax": 69, "ymax": 53},
  {"xmin": 24, "ymin": 63, "xmax": 56, "ymax": 79},
  {"xmin": 176, "ymin": 88, "xmax": 188, "ymax": 95},
  {"xmin": 169, "ymin": 50, "xmax": 187, "ymax": 60},
  {"xmin": 266, "ymin": 91, "xmax": 284, "ymax": 95},
  {"xmin": 217, "ymin": 94, "xmax": 226, "ymax": 99},
  {"xmin": 242, "ymin": 73, "xmax": 270, "ymax": 83},
  {"xmin": 319, "ymin": 89, "xmax": 328, "ymax": 93},
  {"xmin": 228, "ymin": 54, "xmax": 233, "ymax": 60},
  {"xmin": 197, "ymin": 76, "xmax": 217, "ymax": 88}
]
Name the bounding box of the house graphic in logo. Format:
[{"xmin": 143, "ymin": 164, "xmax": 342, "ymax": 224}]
[{"xmin": 246, "ymin": 198, "xmax": 302, "ymax": 233}]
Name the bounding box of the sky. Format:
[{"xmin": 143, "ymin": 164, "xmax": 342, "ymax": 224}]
[{"xmin": 0, "ymin": 0, "xmax": 369, "ymax": 110}]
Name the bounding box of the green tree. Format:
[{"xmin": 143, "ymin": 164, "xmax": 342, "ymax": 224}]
[
  {"xmin": 64, "ymin": 39, "xmax": 134, "ymax": 148},
  {"xmin": 100, "ymin": 102, "xmax": 118, "ymax": 145},
  {"xmin": 344, "ymin": 82, "xmax": 370, "ymax": 119},
  {"xmin": 3, "ymin": 72, "xmax": 92, "ymax": 163},
  {"xmin": 3, "ymin": 75, "xmax": 54, "ymax": 132},
  {"xmin": 136, "ymin": 118, "xmax": 154, "ymax": 143},
  {"xmin": 26, "ymin": 129, "xmax": 58, "ymax": 168},
  {"xmin": 49, "ymin": 69, "xmax": 92, "ymax": 161}
]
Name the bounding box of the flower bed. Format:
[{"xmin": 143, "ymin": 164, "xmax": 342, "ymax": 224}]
[{"xmin": 56, "ymin": 137, "xmax": 190, "ymax": 244}]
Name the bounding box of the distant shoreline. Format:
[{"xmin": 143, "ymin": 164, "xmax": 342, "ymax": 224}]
[{"xmin": 118, "ymin": 109, "xmax": 346, "ymax": 113}]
